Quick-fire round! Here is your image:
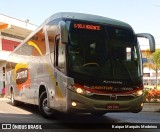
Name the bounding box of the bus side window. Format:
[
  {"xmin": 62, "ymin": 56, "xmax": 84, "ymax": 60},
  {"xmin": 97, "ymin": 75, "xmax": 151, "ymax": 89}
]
[
  {"xmin": 48, "ymin": 37, "xmax": 55, "ymax": 64},
  {"xmin": 55, "ymin": 38, "xmax": 66, "ymax": 73},
  {"xmin": 47, "ymin": 21, "xmax": 59, "ymax": 65},
  {"xmin": 55, "ymin": 38, "xmax": 59, "ymax": 67}
]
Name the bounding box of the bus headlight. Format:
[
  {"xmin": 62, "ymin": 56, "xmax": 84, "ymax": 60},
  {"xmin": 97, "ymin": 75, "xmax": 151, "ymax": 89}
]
[
  {"xmin": 68, "ymin": 85, "xmax": 92, "ymax": 95},
  {"xmin": 76, "ymin": 88, "xmax": 84, "ymax": 94},
  {"xmin": 133, "ymin": 90, "xmax": 143, "ymax": 96}
]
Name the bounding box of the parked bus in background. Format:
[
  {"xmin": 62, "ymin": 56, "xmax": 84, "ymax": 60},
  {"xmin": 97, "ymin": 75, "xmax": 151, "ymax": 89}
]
[{"xmin": 5, "ymin": 12, "xmax": 155, "ymax": 118}]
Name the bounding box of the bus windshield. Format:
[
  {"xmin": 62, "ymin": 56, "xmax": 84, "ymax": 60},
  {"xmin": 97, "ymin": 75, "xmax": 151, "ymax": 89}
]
[{"xmin": 67, "ymin": 20, "xmax": 141, "ymax": 85}]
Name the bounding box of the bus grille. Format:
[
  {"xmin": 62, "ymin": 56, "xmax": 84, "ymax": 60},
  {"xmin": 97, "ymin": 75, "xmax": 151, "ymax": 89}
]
[{"xmin": 88, "ymin": 94, "xmax": 135, "ymax": 101}]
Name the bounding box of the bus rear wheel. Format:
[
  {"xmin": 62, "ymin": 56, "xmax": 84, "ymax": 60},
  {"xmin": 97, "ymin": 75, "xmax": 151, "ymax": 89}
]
[
  {"xmin": 11, "ymin": 91, "xmax": 19, "ymax": 106},
  {"xmin": 39, "ymin": 91, "xmax": 54, "ymax": 118}
]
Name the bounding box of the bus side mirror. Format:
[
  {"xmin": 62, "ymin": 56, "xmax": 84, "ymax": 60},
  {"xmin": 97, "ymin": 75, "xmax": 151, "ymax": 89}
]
[
  {"xmin": 59, "ymin": 21, "xmax": 68, "ymax": 44},
  {"xmin": 136, "ymin": 33, "xmax": 155, "ymax": 52}
]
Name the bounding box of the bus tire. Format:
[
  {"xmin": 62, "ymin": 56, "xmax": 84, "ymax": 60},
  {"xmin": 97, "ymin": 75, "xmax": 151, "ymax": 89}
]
[
  {"xmin": 11, "ymin": 91, "xmax": 19, "ymax": 106},
  {"xmin": 39, "ymin": 91, "xmax": 54, "ymax": 118},
  {"xmin": 132, "ymin": 108, "xmax": 142, "ymax": 113}
]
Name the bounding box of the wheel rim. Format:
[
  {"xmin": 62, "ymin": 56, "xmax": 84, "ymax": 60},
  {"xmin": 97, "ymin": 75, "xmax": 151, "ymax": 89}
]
[{"xmin": 42, "ymin": 98, "xmax": 52, "ymax": 114}]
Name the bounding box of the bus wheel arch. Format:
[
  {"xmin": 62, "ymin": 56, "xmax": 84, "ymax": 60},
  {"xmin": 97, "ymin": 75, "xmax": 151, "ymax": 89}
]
[
  {"xmin": 39, "ymin": 85, "xmax": 47, "ymax": 99},
  {"xmin": 10, "ymin": 87, "xmax": 13, "ymax": 94}
]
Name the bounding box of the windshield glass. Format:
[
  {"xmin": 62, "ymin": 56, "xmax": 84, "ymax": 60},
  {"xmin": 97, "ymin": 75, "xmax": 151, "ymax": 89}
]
[{"xmin": 67, "ymin": 20, "xmax": 141, "ymax": 85}]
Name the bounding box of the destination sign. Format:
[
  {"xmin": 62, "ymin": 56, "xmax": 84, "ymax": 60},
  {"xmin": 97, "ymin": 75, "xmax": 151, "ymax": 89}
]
[{"xmin": 74, "ymin": 23, "xmax": 101, "ymax": 30}]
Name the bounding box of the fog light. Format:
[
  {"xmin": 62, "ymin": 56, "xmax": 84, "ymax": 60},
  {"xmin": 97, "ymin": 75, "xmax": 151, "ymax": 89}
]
[{"xmin": 72, "ymin": 101, "xmax": 77, "ymax": 107}]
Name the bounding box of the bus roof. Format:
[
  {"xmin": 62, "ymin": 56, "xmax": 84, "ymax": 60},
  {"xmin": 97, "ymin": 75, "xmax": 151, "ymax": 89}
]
[
  {"xmin": 13, "ymin": 12, "xmax": 133, "ymax": 53},
  {"xmin": 47, "ymin": 12, "xmax": 132, "ymax": 29}
]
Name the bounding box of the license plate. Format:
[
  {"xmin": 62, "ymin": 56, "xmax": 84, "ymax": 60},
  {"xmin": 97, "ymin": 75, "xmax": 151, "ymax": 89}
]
[{"xmin": 106, "ymin": 104, "xmax": 119, "ymax": 109}]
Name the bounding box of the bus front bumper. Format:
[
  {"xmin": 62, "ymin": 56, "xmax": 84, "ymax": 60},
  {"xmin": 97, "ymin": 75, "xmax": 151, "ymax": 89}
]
[{"xmin": 66, "ymin": 90, "xmax": 143, "ymax": 114}]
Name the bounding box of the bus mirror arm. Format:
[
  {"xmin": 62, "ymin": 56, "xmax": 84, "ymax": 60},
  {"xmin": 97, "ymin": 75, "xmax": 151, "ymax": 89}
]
[
  {"xmin": 136, "ymin": 33, "xmax": 155, "ymax": 52},
  {"xmin": 59, "ymin": 21, "xmax": 68, "ymax": 44}
]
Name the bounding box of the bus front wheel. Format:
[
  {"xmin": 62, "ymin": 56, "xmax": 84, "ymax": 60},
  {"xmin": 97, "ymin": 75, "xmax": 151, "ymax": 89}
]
[{"xmin": 39, "ymin": 91, "xmax": 54, "ymax": 118}]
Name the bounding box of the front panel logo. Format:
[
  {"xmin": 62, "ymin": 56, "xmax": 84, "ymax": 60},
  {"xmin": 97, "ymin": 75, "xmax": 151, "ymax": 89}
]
[
  {"xmin": 103, "ymin": 80, "xmax": 123, "ymax": 84},
  {"xmin": 14, "ymin": 63, "xmax": 30, "ymax": 90},
  {"xmin": 110, "ymin": 94, "xmax": 117, "ymax": 100}
]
